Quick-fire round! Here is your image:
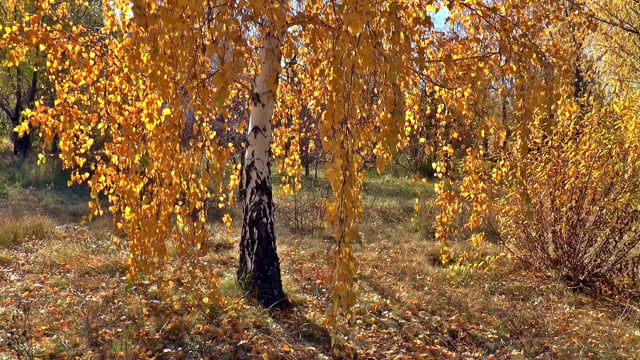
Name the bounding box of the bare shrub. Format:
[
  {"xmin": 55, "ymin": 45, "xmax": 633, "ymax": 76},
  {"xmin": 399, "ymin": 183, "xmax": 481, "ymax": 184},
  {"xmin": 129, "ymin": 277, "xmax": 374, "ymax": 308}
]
[
  {"xmin": 500, "ymin": 105, "xmax": 640, "ymax": 291},
  {"xmin": 277, "ymin": 180, "xmax": 328, "ymax": 234}
]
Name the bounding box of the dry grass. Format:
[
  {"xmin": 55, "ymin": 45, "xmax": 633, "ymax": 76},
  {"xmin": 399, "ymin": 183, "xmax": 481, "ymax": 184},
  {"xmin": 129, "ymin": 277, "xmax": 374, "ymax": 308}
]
[
  {"xmin": 0, "ymin": 214, "xmax": 53, "ymax": 249},
  {"xmin": 0, "ymin": 153, "xmax": 639, "ymax": 359}
]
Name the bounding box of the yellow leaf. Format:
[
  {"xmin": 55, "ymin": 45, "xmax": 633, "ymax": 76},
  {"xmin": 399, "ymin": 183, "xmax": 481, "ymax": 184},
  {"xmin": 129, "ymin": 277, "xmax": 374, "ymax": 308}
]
[
  {"xmin": 613, "ymin": 103, "xmax": 621, "ymax": 114},
  {"xmin": 14, "ymin": 121, "xmax": 30, "ymax": 137},
  {"xmin": 176, "ymin": 214, "xmax": 184, "ymax": 230}
]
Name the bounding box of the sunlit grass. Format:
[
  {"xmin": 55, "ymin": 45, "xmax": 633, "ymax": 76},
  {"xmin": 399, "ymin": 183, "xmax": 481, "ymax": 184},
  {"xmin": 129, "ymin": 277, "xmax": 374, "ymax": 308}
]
[{"xmin": 0, "ymin": 214, "xmax": 53, "ymax": 248}]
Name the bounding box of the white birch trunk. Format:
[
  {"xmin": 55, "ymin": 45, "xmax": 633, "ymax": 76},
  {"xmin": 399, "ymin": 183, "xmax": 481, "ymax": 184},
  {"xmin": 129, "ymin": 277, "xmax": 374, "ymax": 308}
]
[{"xmin": 237, "ymin": 31, "xmax": 288, "ymax": 308}]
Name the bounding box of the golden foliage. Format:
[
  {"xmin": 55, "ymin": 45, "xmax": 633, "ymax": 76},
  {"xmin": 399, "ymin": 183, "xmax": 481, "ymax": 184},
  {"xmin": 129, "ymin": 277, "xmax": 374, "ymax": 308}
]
[
  {"xmin": 3, "ymin": 0, "xmax": 640, "ymax": 336},
  {"xmin": 428, "ymin": 0, "xmax": 640, "ymax": 290},
  {"xmin": 0, "ymin": 0, "xmax": 436, "ymax": 326}
]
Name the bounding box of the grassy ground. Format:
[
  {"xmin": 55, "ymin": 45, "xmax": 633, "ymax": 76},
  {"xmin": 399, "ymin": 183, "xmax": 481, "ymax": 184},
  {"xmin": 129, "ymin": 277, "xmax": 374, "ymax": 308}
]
[{"xmin": 1, "ymin": 138, "xmax": 640, "ymax": 359}]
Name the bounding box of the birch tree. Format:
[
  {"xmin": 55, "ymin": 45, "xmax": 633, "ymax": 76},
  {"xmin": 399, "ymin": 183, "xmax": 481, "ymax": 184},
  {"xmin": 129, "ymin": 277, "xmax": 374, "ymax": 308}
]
[
  {"xmin": 6, "ymin": 0, "xmax": 636, "ymax": 327},
  {"xmin": 1, "ymin": 0, "xmax": 431, "ymax": 321},
  {"xmin": 238, "ymin": 29, "xmax": 288, "ymax": 308}
]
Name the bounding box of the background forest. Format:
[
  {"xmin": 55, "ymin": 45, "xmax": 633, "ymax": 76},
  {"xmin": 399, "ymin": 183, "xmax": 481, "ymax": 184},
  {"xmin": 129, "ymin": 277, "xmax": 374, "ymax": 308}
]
[{"xmin": 1, "ymin": 0, "xmax": 640, "ymax": 359}]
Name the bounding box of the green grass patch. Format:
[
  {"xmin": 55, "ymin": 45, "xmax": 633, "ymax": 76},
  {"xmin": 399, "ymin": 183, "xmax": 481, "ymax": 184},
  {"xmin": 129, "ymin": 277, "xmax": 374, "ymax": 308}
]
[
  {"xmin": 0, "ymin": 250, "xmax": 13, "ymax": 266},
  {"xmin": 219, "ymin": 274, "xmax": 243, "ymax": 298},
  {"xmin": 1, "ymin": 156, "xmax": 69, "ymax": 190},
  {"xmin": 0, "ymin": 138, "xmax": 87, "ymax": 197},
  {"xmin": 363, "ymin": 172, "xmax": 432, "ymax": 200}
]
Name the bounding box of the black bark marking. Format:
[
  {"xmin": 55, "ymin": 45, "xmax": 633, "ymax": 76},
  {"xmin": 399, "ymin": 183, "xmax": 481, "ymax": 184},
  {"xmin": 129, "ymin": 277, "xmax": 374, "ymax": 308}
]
[
  {"xmin": 251, "ymin": 126, "xmax": 262, "ymax": 138},
  {"xmin": 252, "ymin": 92, "xmax": 265, "ymax": 107}
]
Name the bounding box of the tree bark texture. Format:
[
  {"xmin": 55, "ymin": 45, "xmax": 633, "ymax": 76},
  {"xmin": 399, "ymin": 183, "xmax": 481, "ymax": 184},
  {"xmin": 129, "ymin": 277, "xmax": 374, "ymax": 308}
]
[{"xmin": 237, "ymin": 31, "xmax": 288, "ymax": 309}]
